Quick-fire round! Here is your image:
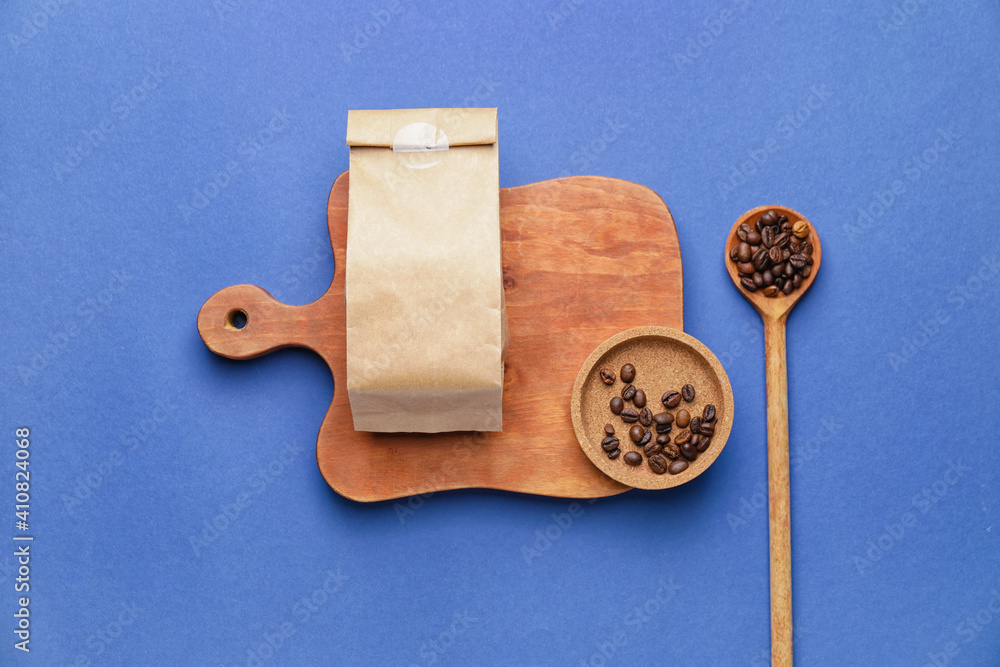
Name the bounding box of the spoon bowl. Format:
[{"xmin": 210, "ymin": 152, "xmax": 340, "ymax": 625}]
[{"xmin": 724, "ymin": 205, "xmax": 822, "ymax": 320}]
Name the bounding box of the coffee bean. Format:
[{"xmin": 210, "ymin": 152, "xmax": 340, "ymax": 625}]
[
  {"xmin": 652, "ymin": 412, "xmax": 673, "ymax": 426},
  {"xmin": 680, "ymin": 441, "xmax": 698, "ymax": 461},
  {"xmin": 674, "ymin": 430, "xmax": 691, "ymax": 444},
  {"xmin": 763, "ymin": 285, "xmax": 778, "ymax": 297},
  {"xmin": 648, "ymin": 454, "xmax": 668, "ymax": 474},
  {"xmin": 696, "ymin": 436, "xmax": 712, "ymax": 452},
  {"xmin": 789, "ymin": 253, "xmax": 809, "ymax": 269},
  {"xmin": 773, "ymin": 231, "xmax": 791, "ymax": 248},
  {"xmin": 753, "ymin": 272, "xmax": 764, "ymax": 288},
  {"xmin": 668, "ymin": 459, "xmax": 689, "ymax": 474},
  {"xmin": 638, "ymin": 429, "xmax": 652, "ymax": 447},
  {"xmin": 622, "ymin": 384, "xmax": 636, "ymax": 401},
  {"xmin": 760, "ymin": 210, "xmax": 779, "ymax": 225},
  {"xmin": 633, "ymin": 390, "xmax": 646, "ymax": 408},
  {"xmin": 740, "ymin": 276, "xmax": 757, "ymax": 292},
  {"xmin": 752, "ymin": 247, "xmax": 771, "ymax": 271},
  {"xmin": 762, "ymin": 269, "xmax": 774, "ymax": 286},
  {"xmin": 800, "ymin": 264, "xmax": 812, "ymax": 279},
  {"xmin": 702, "ymin": 404, "xmax": 716, "ymax": 422},
  {"xmin": 604, "ymin": 423, "xmax": 616, "ymax": 435},
  {"xmin": 776, "ymin": 214, "xmax": 788, "ymax": 225},
  {"xmin": 644, "ymin": 441, "xmax": 662, "ymax": 457},
  {"xmin": 638, "ymin": 407, "xmax": 652, "ymax": 426},
  {"xmin": 689, "ymin": 433, "xmax": 701, "ymax": 447},
  {"xmin": 746, "ymin": 230, "xmax": 761, "ymax": 245},
  {"xmin": 730, "ymin": 245, "xmax": 741, "ymax": 261},
  {"xmin": 789, "ymin": 237, "xmax": 802, "ymax": 253},
  {"xmin": 738, "ymin": 261, "xmax": 756, "ymax": 275},
  {"xmin": 737, "ymin": 242, "xmax": 752, "ymax": 262},
  {"xmin": 801, "ymin": 241, "xmax": 813, "ymax": 256},
  {"xmin": 655, "ymin": 423, "xmax": 672, "ymax": 434},
  {"xmin": 621, "ymin": 408, "xmax": 639, "ymax": 423},
  {"xmin": 607, "ymin": 448, "xmax": 621, "ymax": 460},
  {"xmin": 675, "ymin": 409, "xmax": 690, "ymax": 428},
  {"xmin": 610, "ymin": 397, "xmax": 624, "ymax": 414},
  {"xmin": 620, "ymin": 364, "xmax": 636, "ymax": 383},
  {"xmin": 601, "ymin": 437, "xmax": 620, "ymax": 452},
  {"xmin": 656, "ymin": 434, "xmax": 670, "ymax": 446},
  {"xmin": 781, "ymin": 248, "xmax": 791, "ymax": 262},
  {"xmin": 629, "ymin": 424, "xmax": 643, "ymax": 443},
  {"xmin": 782, "ymin": 280, "xmax": 794, "ymax": 295},
  {"xmin": 761, "ymin": 226, "xmax": 775, "ymax": 248},
  {"xmin": 682, "ymin": 384, "xmax": 695, "ymax": 402},
  {"xmin": 699, "ymin": 421, "xmax": 715, "ymax": 435},
  {"xmin": 793, "ymin": 220, "xmax": 809, "ymax": 238},
  {"xmin": 624, "ymin": 451, "xmax": 642, "ymax": 466},
  {"xmin": 792, "ymin": 274, "xmax": 802, "ymax": 288},
  {"xmin": 768, "ymin": 245, "xmax": 783, "ymax": 264},
  {"xmin": 600, "ymin": 369, "xmax": 616, "ymax": 385},
  {"xmin": 689, "ymin": 417, "xmax": 702, "ymax": 434},
  {"xmin": 784, "ymin": 262, "xmax": 795, "ymax": 276},
  {"xmin": 662, "ymin": 391, "xmax": 681, "ymax": 408},
  {"xmin": 662, "ymin": 442, "xmax": 680, "ymax": 459},
  {"xmin": 737, "ymin": 223, "xmax": 751, "ymax": 241}
]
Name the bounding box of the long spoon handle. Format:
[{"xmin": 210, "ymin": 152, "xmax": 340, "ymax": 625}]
[{"xmin": 764, "ymin": 314, "xmax": 792, "ymax": 667}]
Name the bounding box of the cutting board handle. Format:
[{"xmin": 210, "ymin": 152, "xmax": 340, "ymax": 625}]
[{"xmin": 197, "ymin": 284, "xmax": 331, "ymax": 361}]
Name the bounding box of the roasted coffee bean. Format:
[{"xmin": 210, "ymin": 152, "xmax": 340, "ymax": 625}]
[
  {"xmin": 621, "ymin": 384, "xmax": 636, "ymax": 401},
  {"xmin": 772, "ymin": 261, "xmax": 785, "ymax": 276},
  {"xmin": 696, "ymin": 436, "xmax": 712, "ymax": 452},
  {"xmin": 662, "ymin": 442, "xmax": 680, "ymax": 459},
  {"xmin": 800, "ymin": 264, "xmax": 812, "ymax": 279},
  {"xmin": 689, "ymin": 417, "xmax": 702, "ymax": 434},
  {"xmin": 746, "ymin": 230, "xmax": 761, "ymax": 245},
  {"xmin": 699, "ymin": 421, "xmax": 715, "ymax": 436},
  {"xmin": 737, "ymin": 242, "xmax": 752, "ymax": 262},
  {"xmin": 737, "ymin": 261, "xmax": 756, "ymax": 275},
  {"xmin": 600, "ymin": 369, "xmax": 616, "ymax": 385},
  {"xmin": 638, "ymin": 407, "xmax": 652, "ymax": 426},
  {"xmin": 760, "ymin": 210, "xmax": 779, "ymax": 225},
  {"xmin": 607, "ymin": 448, "xmax": 621, "ymax": 460},
  {"xmin": 782, "ymin": 280, "xmax": 794, "ymax": 295},
  {"xmin": 621, "ymin": 408, "xmax": 639, "ymax": 423},
  {"xmin": 601, "ymin": 437, "xmax": 620, "ymax": 452},
  {"xmin": 768, "ymin": 245, "xmax": 783, "ymax": 264},
  {"xmin": 610, "ymin": 397, "xmax": 624, "ymax": 414},
  {"xmin": 620, "ymin": 363, "xmax": 636, "ymax": 383},
  {"xmin": 629, "ymin": 424, "xmax": 643, "ymax": 443},
  {"xmin": 753, "ymin": 272, "xmax": 764, "ymax": 288},
  {"xmin": 680, "ymin": 441, "xmax": 698, "ymax": 461},
  {"xmin": 674, "ymin": 429, "xmax": 691, "ymax": 444},
  {"xmin": 789, "ymin": 237, "xmax": 802, "ymax": 253},
  {"xmin": 668, "ymin": 459, "xmax": 689, "ymax": 474},
  {"xmin": 702, "ymin": 404, "xmax": 716, "ymax": 422},
  {"xmin": 785, "ymin": 262, "xmax": 795, "ymax": 276},
  {"xmin": 605, "ymin": 423, "xmax": 616, "ymax": 435},
  {"xmin": 638, "ymin": 429, "xmax": 652, "ymax": 447},
  {"xmin": 782, "ymin": 248, "xmax": 791, "ymax": 262},
  {"xmin": 776, "ymin": 214, "xmax": 788, "ymax": 225},
  {"xmin": 801, "ymin": 241, "xmax": 813, "ymax": 256},
  {"xmin": 624, "ymin": 451, "xmax": 643, "ymax": 466},
  {"xmin": 633, "ymin": 390, "xmax": 647, "ymax": 408},
  {"xmin": 689, "ymin": 433, "xmax": 701, "ymax": 448},
  {"xmin": 662, "ymin": 391, "xmax": 681, "ymax": 408},
  {"xmin": 752, "ymin": 247, "xmax": 771, "ymax": 271},
  {"xmin": 754, "ymin": 216, "xmax": 764, "ymax": 232},
  {"xmin": 648, "ymin": 454, "xmax": 668, "ymax": 474},
  {"xmin": 773, "ymin": 231, "xmax": 791, "ymax": 248},
  {"xmin": 761, "ymin": 226, "xmax": 775, "ymax": 248},
  {"xmin": 644, "ymin": 441, "xmax": 662, "ymax": 457},
  {"xmin": 737, "ymin": 223, "xmax": 751, "ymax": 241},
  {"xmin": 652, "ymin": 412, "xmax": 673, "ymax": 426},
  {"xmin": 682, "ymin": 384, "xmax": 695, "ymax": 402},
  {"xmin": 741, "ymin": 276, "xmax": 757, "ymax": 292},
  {"xmin": 792, "ymin": 274, "xmax": 802, "ymax": 288},
  {"xmin": 762, "ymin": 269, "xmax": 774, "ymax": 286},
  {"xmin": 730, "ymin": 244, "xmax": 741, "ymax": 261},
  {"xmin": 655, "ymin": 422, "xmax": 672, "ymax": 435},
  {"xmin": 763, "ymin": 285, "xmax": 778, "ymax": 297},
  {"xmin": 655, "ymin": 434, "xmax": 670, "ymax": 446},
  {"xmin": 789, "ymin": 253, "xmax": 809, "ymax": 269},
  {"xmin": 781, "ymin": 220, "xmax": 793, "ymax": 232},
  {"xmin": 675, "ymin": 409, "xmax": 690, "ymax": 428},
  {"xmin": 793, "ymin": 220, "xmax": 809, "ymax": 238}
]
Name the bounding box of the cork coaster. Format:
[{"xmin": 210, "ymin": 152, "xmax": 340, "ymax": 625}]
[{"xmin": 571, "ymin": 327, "xmax": 734, "ymax": 490}]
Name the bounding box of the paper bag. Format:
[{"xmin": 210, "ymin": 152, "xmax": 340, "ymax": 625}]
[{"xmin": 345, "ymin": 108, "xmax": 508, "ymax": 433}]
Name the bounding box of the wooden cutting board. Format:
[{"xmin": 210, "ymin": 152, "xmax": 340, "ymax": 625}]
[{"xmin": 198, "ymin": 171, "xmax": 683, "ymax": 501}]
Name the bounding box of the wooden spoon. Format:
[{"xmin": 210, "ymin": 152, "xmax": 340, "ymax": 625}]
[{"xmin": 724, "ymin": 205, "xmax": 822, "ymax": 667}]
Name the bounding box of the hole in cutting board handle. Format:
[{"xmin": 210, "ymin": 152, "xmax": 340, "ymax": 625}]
[{"xmin": 226, "ymin": 309, "xmax": 248, "ymax": 330}]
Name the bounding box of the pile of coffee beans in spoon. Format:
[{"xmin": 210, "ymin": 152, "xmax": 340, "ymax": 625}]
[
  {"xmin": 599, "ymin": 363, "xmax": 717, "ymax": 475},
  {"xmin": 729, "ymin": 209, "xmax": 814, "ymax": 297}
]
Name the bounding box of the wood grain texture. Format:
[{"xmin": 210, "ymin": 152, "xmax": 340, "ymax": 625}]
[
  {"xmin": 198, "ymin": 171, "xmax": 683, "ymax": 502},
  {"xmin": 724, "ymin": 205, "xmax": 823, "ymax": 667}
]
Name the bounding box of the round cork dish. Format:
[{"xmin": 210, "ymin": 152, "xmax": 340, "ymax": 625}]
[{"xmin": 571, "ymin": 327, "xmax": 734, "ymax": 490}]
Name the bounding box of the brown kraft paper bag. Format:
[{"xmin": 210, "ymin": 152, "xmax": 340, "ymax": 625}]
[{"xmin": 345, "ymin": 108, "xmax": 508, "ymax": 432}]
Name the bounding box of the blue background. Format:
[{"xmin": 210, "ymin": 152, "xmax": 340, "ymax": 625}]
[{"xmin": 2, "ymin": 1, "xmax": 999, "ymax": 665}]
